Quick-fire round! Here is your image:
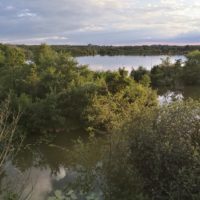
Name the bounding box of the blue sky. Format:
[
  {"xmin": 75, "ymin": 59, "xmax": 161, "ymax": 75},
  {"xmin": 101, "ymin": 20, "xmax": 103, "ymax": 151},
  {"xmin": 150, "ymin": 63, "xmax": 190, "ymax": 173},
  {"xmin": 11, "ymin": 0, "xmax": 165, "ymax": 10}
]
[{"xmin": 0, "ymin": 0, "xmax": 200, "ymax": 45}]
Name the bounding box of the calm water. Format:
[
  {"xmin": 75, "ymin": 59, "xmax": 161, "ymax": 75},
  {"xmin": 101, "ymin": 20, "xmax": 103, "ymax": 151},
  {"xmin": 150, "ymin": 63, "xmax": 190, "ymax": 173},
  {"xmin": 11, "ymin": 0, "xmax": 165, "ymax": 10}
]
[
  {"xmin": 1, "ymin": 56, "xmax": 199, "ymax": 200},
  {"xmin": 158, "ymin": 86, "xmax": 200, "ymax": 104},
  {"xmin": 76, "ymin": 55, "xmax": 186, "ymax": 72},
  {"xmin": 1, "ymin": 131, "xmax": 85, "ymax": 199}
]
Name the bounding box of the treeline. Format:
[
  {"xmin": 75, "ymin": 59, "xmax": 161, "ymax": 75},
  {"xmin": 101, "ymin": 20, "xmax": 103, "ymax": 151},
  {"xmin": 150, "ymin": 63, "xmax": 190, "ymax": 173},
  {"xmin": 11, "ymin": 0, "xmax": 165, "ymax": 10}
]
[
  {"xmin": 131, "ymin": 50, "xmax": 200, "ymax": 87},
  {"xmin": 17, "ymin": 44, "xmax": 200, "ymax": 57}
]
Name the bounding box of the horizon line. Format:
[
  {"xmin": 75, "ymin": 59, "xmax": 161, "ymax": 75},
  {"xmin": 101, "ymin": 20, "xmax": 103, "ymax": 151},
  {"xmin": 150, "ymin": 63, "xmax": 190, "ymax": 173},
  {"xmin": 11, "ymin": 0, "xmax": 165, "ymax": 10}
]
[{"xmin": 1, "ymin": 42, "xmax": 200, "ymax": 47}]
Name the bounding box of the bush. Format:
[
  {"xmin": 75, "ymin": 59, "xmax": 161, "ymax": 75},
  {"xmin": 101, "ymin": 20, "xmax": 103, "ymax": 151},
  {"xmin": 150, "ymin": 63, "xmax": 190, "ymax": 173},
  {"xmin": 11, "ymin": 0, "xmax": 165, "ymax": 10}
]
[
  {"xmin": 63, "ymin": 100, "xmax": 200, "ymax": 200},
  {"xmin": 128, "ymin": 100, "xmax": 200, "ymax": 199}
]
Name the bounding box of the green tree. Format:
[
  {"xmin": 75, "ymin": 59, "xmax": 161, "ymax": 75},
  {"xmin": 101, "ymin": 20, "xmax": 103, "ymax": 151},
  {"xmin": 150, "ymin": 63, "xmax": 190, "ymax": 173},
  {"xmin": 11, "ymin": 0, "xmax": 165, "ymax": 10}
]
[
  {"xmin": 105, "ymin": 68, "xmax": 131, "ymax": 94},
  {"xmin": 34, "ymin": 43, "xmax": 58, "ymax": 67},
  {"xmin": 131, "ymin": 66, "xmax": 149, "ymax": 82},
  {"xmin": 84, "ymin": 83, "xmax": 157, "ymax": 133}
]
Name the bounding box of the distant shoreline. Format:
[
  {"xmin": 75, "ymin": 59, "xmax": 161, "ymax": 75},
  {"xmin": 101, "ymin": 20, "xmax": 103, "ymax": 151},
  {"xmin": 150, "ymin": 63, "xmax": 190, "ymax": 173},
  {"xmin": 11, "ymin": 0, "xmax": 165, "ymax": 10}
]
[
  {"xmin": 2, "ymin": 43, "xmax": 200, "ymax": 57},
  {"xmin": 7, "ymin": 44, "xmax": 200, "ymax": 57}
]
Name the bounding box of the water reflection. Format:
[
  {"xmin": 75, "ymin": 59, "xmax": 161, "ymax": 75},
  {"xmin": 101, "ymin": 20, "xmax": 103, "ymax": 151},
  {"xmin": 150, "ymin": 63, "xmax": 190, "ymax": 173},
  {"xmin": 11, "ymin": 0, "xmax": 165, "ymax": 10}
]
[
  {"xmin": 76, "ymin": 55, "xmax": 186, "ymax": 72},
  {"xmin": 2, "ymin": 162, "xmax": 70, "ymax": 199},
  {"xmin": 0, "ymin": 131, "xmax": 86, "ymax": 199},
  {"xmin": 158, "ymin": 86, "xmax": 200, "ymax": 104},
  {"xmin": 159, "ymin": 91, "xmax": 184, "ymax": 105}
]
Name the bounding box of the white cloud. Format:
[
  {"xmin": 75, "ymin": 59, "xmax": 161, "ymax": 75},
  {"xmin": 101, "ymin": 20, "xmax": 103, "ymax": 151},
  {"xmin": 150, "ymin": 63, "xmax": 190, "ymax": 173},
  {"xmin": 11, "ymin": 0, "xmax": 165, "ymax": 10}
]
[
  {"xmin": 5, "ymin": 5, "xmax": 15, "ymax": 10},
  {"xmin": 17, "ymin": 9, "xmax": 37, "ymax": 18},
  {"xmin": 1, "ymin": 36, "xmax": 68, "ymax": 44}
]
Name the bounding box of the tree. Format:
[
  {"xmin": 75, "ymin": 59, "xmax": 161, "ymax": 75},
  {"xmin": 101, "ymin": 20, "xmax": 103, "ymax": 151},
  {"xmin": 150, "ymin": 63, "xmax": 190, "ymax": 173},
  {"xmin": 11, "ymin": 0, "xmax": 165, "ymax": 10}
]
[
  {"xmin": 0, "ymin": 46, "xmax": 26, "ymax": 96},
  {"xmin": 84, "ymin": 83, "xmax": 157, "ymax": 133},
  {"xmin": 34, "ymin": 44, "xmax": 58, "ymax": 67},
  {"xmin": 131, "ymin": 66, "xmax": 149, "ymax": 82},
  {"xmin": 105, "ymin": 68, "xmax": 131, "ymax": 94},
  {"xmin": 150, "ymin": 58, "xmax": 183, "ymax": 87}
]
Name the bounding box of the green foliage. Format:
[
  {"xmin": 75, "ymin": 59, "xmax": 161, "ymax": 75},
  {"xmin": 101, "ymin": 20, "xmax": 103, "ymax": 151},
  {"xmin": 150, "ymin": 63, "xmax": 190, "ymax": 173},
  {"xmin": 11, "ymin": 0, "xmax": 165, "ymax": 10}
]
[
  {"xmin": 1, "ymin": 44, "xmax": 199, "ymax": 200},
  {"xmin": 131, "ymin": 66, "xmax": 149, "ymax": 83},
  {"xmin": 24, "ymin": 92, "xmax": 65, "ymax": 133},
  {"xmin": 0, "ymin": 44, "xmax": 158, "ymax": 135},
  {"xmin": 183, "ymin": 50, "xmax": 200, "ymax": 85},
  {"xmin": 61, "ymin": 100, "xmax": 200, "ymax": 200},
  {"xmin": 146, "ymin": 52, "xmax": 200, "ymax": 87},
  {"xmin": 104, "ymin": 68, "xmax": 131, "ymax": 94},
  {"xmin": 0, "ymin": 50, "xmax": 5, "ymax": 66},
  {"xmin": 139, "ymin": 74, "xmax": 151, "ymax": 87},
  {"xmin": 84, "ymin": 83, "xmax": 157, "ymax": 133},
  {"xmin": 0, "ymin": 46, "xmax": 26, "ymax": 97},
  {"xmin": 34, "ymin": 43, "xmax": 58, "ymax": 67},
  {"xmin": 2, "ymin": 192, "xmax": 19, "ymax": 200},
  {"xmin": 150, "ymin": 58, "xmax": 183, "ymax": 87},
  {"xmin": 4, "ymin": 46, "xmax": 25, "ymax": 67},
  {"xmin": 128, "ymin": 100, "xmax": 200, "ymax": 199}
]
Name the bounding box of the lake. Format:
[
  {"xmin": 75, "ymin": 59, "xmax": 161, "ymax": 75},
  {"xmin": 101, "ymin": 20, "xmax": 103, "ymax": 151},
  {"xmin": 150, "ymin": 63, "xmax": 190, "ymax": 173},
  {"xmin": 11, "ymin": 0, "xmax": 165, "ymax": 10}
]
[
  {"xmin": 76, "ymin": 55, "xmax": 200, "ymax": 103},
  {"xmin": 0, "ymin": 55, "xmax": 199, "ymax": 199},
  {"xmin": 76, "ymin": 55, "xmax": 186, "ymax": 72}
]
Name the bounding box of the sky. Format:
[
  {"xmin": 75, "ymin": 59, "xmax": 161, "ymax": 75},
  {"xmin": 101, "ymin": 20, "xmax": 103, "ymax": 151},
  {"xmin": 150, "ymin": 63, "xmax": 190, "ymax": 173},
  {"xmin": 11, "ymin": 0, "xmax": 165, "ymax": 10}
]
[{"xmin": 0, "ymin": 0, "xmax": 200, "ymax": 45}]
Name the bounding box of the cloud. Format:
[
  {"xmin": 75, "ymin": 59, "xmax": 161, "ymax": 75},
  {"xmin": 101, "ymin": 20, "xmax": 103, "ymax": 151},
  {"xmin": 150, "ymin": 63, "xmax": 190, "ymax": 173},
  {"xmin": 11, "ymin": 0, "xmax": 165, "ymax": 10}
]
[
  {"xmin": 1, "ymin": 36, "xmax": 68, "ymax": 45},
  {"xmin": 17, "ymin": 9, "xmax": 37, "ymax": 18},
  {"xmin": 5, "ymin": 5, "xmax": 15, "ymax": 10},
  {"xmin": 0, "ymin": 0, "xmax": 199, "ymax": 44}
]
